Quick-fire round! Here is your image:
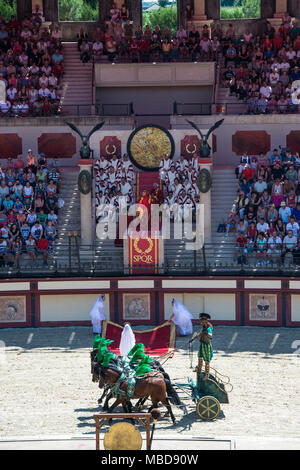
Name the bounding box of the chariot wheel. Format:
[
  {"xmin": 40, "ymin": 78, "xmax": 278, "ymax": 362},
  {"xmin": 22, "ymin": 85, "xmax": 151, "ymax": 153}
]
[{"xmin": 196, "ymin": 395, "xmax": 220, "ymax": 421}]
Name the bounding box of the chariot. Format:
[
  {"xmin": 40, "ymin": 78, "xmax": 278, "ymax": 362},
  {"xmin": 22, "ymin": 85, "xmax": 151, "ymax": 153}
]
[{"xmin": 174, "ymin": 368, "xmax": 233, "ymax": 421}]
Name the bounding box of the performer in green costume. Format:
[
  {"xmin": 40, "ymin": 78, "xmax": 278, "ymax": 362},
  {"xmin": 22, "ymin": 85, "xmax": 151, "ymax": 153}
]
[{"xmin": 189, "ymin": 313, "xmax": 213, "ymax": 380}]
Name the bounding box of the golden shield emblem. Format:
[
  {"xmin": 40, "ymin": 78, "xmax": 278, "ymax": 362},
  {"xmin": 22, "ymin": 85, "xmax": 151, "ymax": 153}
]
[
  {"xmin": 197, "ymin": 169, "xmax": 212, "ymax": 193},
  {"xmin": 103, "ymin": 422, "xmax": 143, "ymax": 450},
  {"xmin": 127, "ymin": 124, "xmax": 175, "ymax": 171},
  {"xmin": 78, "ymin": 170, "xmax": 92, "ymax": 195}
]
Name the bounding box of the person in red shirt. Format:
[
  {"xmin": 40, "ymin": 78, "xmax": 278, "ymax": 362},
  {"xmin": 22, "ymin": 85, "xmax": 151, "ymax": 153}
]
[
  {"xmin": 294, "ymin": 34, "xmax": 300, "ymax": 52},
  {"xmin": 242, "ymin": 164, "xmax": 254, "ymax": 182},
  {"xmin": 13, "ymin": 154, "xmax": 25, "ymax": 172},
  {"xmin": 37, "ymin": 235, "xmax": 49, "ymax": 266},
  {"xmin": 235, "ymin": 233, "xmax": 247, "ymax": 262},
  {"xmin": 263, "ymin": 35, "xmax": 273, "ymax": 50},
  {"xmin": 273, "ymin": 32, "xmax": 283, "ymax": 51},
  {"xmin": 248, "ymin": 221, "xmax": 258, "ymax": 241}
]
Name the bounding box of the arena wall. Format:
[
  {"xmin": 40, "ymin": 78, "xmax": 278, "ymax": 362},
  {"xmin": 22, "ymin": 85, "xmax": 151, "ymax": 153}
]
[
  {"xmin": 0, "ymin": 276, "xmax": 299, "ymax": 329},
  {"xmin": 1, "ymin": 114, "xmax": 300, "ymax": 165}
]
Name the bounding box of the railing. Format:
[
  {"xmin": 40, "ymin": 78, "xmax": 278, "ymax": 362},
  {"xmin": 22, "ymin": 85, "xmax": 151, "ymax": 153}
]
[
  {"xmin": 97, "ymin": 102, "xmax": 134, "ymax": 116},
  {"xmin": 174, "ymin": 102, "xmax": 212, "ymax": 115},
  {"xmin": 0, "ymin": 243, "xmax": 300, "ymax": 279}
]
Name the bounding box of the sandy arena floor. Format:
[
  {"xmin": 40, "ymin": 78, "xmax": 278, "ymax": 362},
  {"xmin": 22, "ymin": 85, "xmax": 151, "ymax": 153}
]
[{"xmin": 1, "ymin": 325, "xmax": 300, "ymax": 439}]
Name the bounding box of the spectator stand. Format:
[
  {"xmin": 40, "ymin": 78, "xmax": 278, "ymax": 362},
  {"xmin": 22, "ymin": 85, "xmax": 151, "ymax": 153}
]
[
  {"xmin": 0, "ymin": 12, "xmax": 64, "ymax": 118},
  {"xmin": 225, "ymin": 146, "xmax": 300, "ymax": 269},
  {"xmin": 215, "ymin": 18, "xmax": 300, "ymax": 115},
  {"xmin": 0, "ymin": 152, "xmax": 62, "ymax": 272}
]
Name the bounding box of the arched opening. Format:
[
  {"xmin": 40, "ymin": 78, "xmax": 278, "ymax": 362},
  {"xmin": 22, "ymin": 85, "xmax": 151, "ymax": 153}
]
[
  {"xmin": 0, "ymin": 0, "xmax": 17, "ymax": 21},
  {"xmin": 220, "ymin": 0, "xmax": 261, "ymax": 20},
  {"xmin": 142, "ymin": 1, "xmax": 178, "ymax": 34},
  {"xmin": 58, "ymin": 0, "xmax": 99, "ymax": 22}
]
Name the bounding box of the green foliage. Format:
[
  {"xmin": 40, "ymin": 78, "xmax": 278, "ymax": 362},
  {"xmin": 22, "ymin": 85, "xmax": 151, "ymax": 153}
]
[
  {"xmin": 158, "ymin": 0, "xmax": 169, "ymax": 7},
  {"xmin": 241, "ymin": 0, "xmax": 260, "ymax": 18},
  {"xmin": 221, "ymin": 0, "xmax": 260, "ymax": 19},
  {"xmin": 0, "ymin": 0, "xmax": 16, "ymax": 21},
  {"xmin": 59, "ymin": 0, "xmax": 98, "ymax": 21},
  {"xmin": 143, "ymin": 5, "xmax": 177, "ymax": 35}
]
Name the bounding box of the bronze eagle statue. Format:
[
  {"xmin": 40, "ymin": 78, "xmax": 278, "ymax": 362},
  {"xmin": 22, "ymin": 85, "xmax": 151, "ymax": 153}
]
[
  {"xmin": 64, "ymin": 121, "xmax": 105, "ymax": 159},
  {"xmin": 185, "ymin": 119, "xmax": 224, "ymax": 158}
]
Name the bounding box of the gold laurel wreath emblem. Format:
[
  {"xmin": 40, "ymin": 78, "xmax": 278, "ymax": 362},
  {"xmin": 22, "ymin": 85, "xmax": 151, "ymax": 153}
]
[
  {"xmin": 134, "ymin": 237, "xmax": 153, "ymax": 255},
  {"xmin": 105, "ymin": 144, "xmax": 117, "ymax": 155},
  {"xmin": 186, "ymin": 143, "xmax": 197, "ymax": 154}
]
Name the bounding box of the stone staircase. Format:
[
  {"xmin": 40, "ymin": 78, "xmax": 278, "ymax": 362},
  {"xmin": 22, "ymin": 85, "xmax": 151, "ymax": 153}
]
[
  {"xmin": 61, "ymin": 42, "xmax": 93, "ymax": 116},
  {"xmin": 52, "ymin": 168, "xmax": 80, "ymax": 267},
  {"xmin": 164, "ymin": 167, "xmax": 238, "ymax": 271},
  {"xmin": 211, "ymin": 166, "xmax": 238, "ymax": 265},
  {"xmin": 217, "ymin": 66, "xmax": 248, "ymax": 115}
]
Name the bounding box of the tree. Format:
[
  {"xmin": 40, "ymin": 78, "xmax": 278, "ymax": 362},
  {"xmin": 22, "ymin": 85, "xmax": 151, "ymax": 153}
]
[
  {"xmin": 0, "ymin": 0, "xmax": 16, "ymax": 21},
  {"xmin": 143, "ymin": 5, "xmax": 177, "ymax": 34},
  {"xmin": 241, "ymin": 0, "xmax": 260, "ymax": 18},
  {"xmin": 59, "ymin": 0, "xmax": 98, "ymax": 21},
  {"xmin": 158, "ymin": 0, "xmax": 169, "ymax": 7}
]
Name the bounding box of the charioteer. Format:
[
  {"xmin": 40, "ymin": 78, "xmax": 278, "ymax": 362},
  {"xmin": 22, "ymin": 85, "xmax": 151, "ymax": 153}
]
[{"xmin": 189, "ymin": 313, "xmax": 213, "ymax": 381}]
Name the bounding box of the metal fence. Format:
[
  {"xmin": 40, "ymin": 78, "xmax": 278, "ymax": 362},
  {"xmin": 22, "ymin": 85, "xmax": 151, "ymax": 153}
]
[{"xmin": 1, "ymin": 243, "xmax": 300, "ymax": 279}]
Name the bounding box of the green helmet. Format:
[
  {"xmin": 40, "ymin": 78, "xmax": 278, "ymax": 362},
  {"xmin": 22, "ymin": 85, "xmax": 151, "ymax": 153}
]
[
  {"xmin": 102, "ymin": 352, "xmax": 115, "ymax": 368},
  {"xmin": 129, "ymin": 349, "xmax": 146, "ymax": 364},
  {"xmin": 128, "ymin": 343, "xmax": 145, "ymax": 357},
  {"xmin": 97, "ymin": 346, "xmax": 108, "ymax": 363}
]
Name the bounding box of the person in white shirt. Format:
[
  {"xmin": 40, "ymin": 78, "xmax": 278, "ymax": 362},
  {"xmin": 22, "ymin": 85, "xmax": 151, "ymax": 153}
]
[
  {"xmin": 286, "ymin": 47, "xmax": 296, "ymax": 61},
  {"xmin": 7, "ymin": 86, "xmax": 17, "ymax": 101},
  {"xmin": 254, "ymin": 177, "xmax": 267, "ymax": 194},
  {"xmin": 110, "ymin": 154, "xmax": 121, "ymax": 172},
  {"xmin": 269, "ymin": 70, "xmax": 279, "ymax": 85},
  {"xmin": 286, "ymin": 216, "xmax": 300, "ymax": 237},
  {"xmin": 93, "ymin": 40, "xmax": 103, "ymax": 57},
  {"xmin": 191, "ymin": 153, "xmax": 199, "ymax": 172},
  {"xmin": 166, "ymin": 166, "xmax": 177, "ymax": 191},
  {"xmin": 256, "ymin": 218, "xmax": 269, "ymax": 233},
  {"xmin": 38, "ymin": 84, "xmax": 50, "ymax": 98},
  {"xmin": 172, "ymin": 178, "xmax": 183, "ymax": 199},
  {"xmin": 260, "ymin": 82, "xmax": 272, "ymax": 98},
  {"xmin": 0, "ymin": 101, "xmax": 11, "ymax": 114},
  {"xmin": 176, "ymin": 155, "xmax": 188, "ymax": 174},
  {"xmin": 94, "ymin": 155, "xmax": 108, "ymax": 172},
  {"xmin": 159, "ymin": 154, "xmax": 172, "ymax": 172}
]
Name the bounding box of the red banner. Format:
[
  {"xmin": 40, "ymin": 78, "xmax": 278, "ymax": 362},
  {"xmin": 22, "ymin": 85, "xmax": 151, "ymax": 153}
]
[
  {"xmin": 129, "ymin": 235, "xmax": 159, "ymax": 274},
  {"xmin": 102, "ymin": 320, "xmax": 176, "ymax": 357}
]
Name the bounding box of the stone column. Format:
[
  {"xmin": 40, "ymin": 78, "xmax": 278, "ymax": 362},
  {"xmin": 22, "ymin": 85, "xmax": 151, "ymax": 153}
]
[
  {"xmin": 78, "ymin": 160, "xmax": 93, "ymax": 247},
  {"xmin": 99, "ymin": 0, "xmax": 111, "ymax": 26},
  {"xmin": 267, "ymin": 0, "xmax": 293, "ymax": 30},
  {"xmin": 274, "ymin": 0, "xmax": 287, "ymax": 17},
  {"xmin": 127, "ymin": 0, "xmax": 142, "ymax": 31},
  {"xmin": 199, "ymin": 158, "xmax": 212, "ymax": 244},
  {"xmin": 43, "ymin": 0, "xmax": 59, "ymax": 22},
  {"xmin": 17, "ymin": 0, "xmax": 32, "ymax": 22},
  {"xmin": 194, "ymin": 0, "xmax": 207, "ymax": 19}
]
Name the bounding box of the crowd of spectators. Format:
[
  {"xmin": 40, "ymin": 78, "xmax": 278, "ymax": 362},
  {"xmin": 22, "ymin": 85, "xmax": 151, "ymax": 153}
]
[
  {"xmin": 77, "ymin": 5, "xmax": 216, "ymax": 64},
  {"xmin": 220, "ymin": 14, "xmax": 300, "ymax": 114},
  {"xmin": 0, "ymin": 151, "xmax": 61, "ymax": 268},
  {"xmin": 226, "ymin": 146, "xmax": 300, "ymax": 266},
  {"xmin": 0, "ymin": 6, "xmax": 63, "ymax": 117}
]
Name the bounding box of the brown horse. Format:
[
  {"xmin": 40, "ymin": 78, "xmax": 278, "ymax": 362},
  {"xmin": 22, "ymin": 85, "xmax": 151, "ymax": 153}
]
[{"xmin": 96, "ymin": 362, "xmax": 177, "ymax": 424}]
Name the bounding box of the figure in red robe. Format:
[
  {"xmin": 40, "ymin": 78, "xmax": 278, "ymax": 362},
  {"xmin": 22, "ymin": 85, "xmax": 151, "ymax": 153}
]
[{"xmin": 137, "ymin": 189, "xmax": 152, "ymax": 232}]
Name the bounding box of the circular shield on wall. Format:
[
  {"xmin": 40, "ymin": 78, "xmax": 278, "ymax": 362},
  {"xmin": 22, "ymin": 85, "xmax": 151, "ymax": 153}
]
[
  {"xmin": 78, "ymin": 169, "xmax": 92, "ymax": 195},
  {"xmin": 197, "ymin": 168, "xmax": 212, "ymax": 193},
  {"xmin": 127, "ymin": 124, "xmax": 175, "ymax": 171}
]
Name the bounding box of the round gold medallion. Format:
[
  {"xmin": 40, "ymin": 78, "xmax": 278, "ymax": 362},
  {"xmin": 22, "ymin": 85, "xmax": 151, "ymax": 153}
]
[
  {"xmin": 127, "ymin": 124, "xmax": 175, "ymax": 171},
  {"xmin": 103, "ymin": 422, "xmax": 143, "ymax": 450}
]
